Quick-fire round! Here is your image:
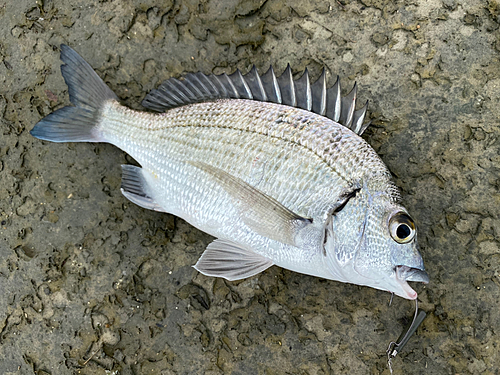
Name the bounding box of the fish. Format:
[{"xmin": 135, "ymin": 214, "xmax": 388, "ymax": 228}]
[{"xmin": 31, "ymin": 45, "xmax": 428, "ymax": 300}]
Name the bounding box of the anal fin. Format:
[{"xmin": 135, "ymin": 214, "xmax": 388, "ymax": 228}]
[
  {"xmin": 194, "ymin": 239, "xmax": 274, "ymax": 281},
  {"xmin": 120, "ymin": 165, "xmax": 166, "ymax": 212}
]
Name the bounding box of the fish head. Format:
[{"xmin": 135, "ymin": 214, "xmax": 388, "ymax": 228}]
[
  {"xmin": 325, "ymin": 190, "xmax": 428, "ymax": 300},
  {"xmin": 359, "ymin": 203, "xmax": 428, "ymax": 300}
]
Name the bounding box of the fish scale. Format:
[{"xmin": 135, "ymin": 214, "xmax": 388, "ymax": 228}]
[
  {"xmin": 101, "ymin": 100, "xmax": 351, "ymax": 217},
  {"xmin": 31, "ymin": 45, "xmax": 428, "ymax": 300},
  {"xmin": 105, "ymin": 99, "xmax": 382, "ymax": 180}
]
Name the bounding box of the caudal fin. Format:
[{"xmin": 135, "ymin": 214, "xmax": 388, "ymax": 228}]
[{"xmin": 30, "ymin": 44, "xmax": 118, "ymax": 142}]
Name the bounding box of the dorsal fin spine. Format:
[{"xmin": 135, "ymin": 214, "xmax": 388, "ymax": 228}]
[
  {"xmin": 333, "ymin": 77, "xmax": 341, "ymax": 122},
  {"xmin": 352, "ymin": 100, "xmax": 369, "ymax": 134},
  {"xmin": 209, "ymin": 74, "xmax": 229, "ymax": 98},
  {"xmin": 261, "ymin": 66, "xmax": 282, "ymax": 104},
  {"xmin": 276, "ymin": 65, "xmax": 296, "ymax": 107},
  {"xmin": 252, "ymin": 65, "xmax": 267, "ymax": 101},
  {"xmin": 168, "ymin": 80, "xmax": 188, "ymax": 104},
  {"xmin": 232, "ymin": 70, "xmax": 253, "ymax": 99},
  {"xmin": 197, "ymin": 72, "xmax": 219, "ymax": 96},
  {"xmin": 172, "ymin": 78, "xmax": 196, "ymax": 101},
  {"xmin": 184, "ymin": 75, "xmax": 206, "ymax": 98},
  {"xmin": 158, "ymin": 86, "xmax": 179, "ymax": 106},
  {"xmin": 284, "ymin": 64, "xmax": 296, "ymax": 107},
  {"xmin": 340, "ymin": 83, "xmax": 357, "ymax": 128},
  {"xmin": 270, "ymin": 66, "xmax": 282, "ymax": 104},
  {"xmin": 311, "ymin": 69, "xmax": 326, "ymax": 116},
  {"xmin": 303, "ymin": 68, "xmax": 312, "ymax": 111},
  {"xmin": 220, "ymin": 73, "xmax": 239, "ymax": 98},
  {"xmin": 191, "ymin": 74, "xmax": 210, "ymax": 97}
]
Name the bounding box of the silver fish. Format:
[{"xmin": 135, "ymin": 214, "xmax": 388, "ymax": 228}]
[{"xmin": 31, "ymin": 45, "xmax": 428, "ymax": 300}]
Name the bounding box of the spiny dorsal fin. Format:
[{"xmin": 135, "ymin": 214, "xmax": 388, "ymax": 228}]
[{"xmin": 142, "ymin": 65, "xmax": 370, "ymax": 135}]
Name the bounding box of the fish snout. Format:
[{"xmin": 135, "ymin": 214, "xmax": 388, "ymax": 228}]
[
  {"xmin": 396, "ymin": 265, "xmax": 429, "ymax": 284},
  {"xmin": 405, "ymin": 268, "xmax": 429, "ymax": 284}
]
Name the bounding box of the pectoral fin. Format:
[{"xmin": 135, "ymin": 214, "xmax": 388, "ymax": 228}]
[
  {"xmin": 189, "ymin": 161, "xmax": 312, "ymax": 246},
  {"xmin": 194, "ymin": 239, "xmax": 274, "ymax": 281}
]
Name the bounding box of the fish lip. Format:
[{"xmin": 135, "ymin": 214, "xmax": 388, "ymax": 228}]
[
  {"xmin": 395, "ymin": 265, "xmax": 429, "ymax": 300},
  {"xmin": 396, "ymin": 265, "xmax": 429, "ymax": 284},
  {"xmin": 405, "ymin": 268, "xmax": 430, "ymax": 283}
]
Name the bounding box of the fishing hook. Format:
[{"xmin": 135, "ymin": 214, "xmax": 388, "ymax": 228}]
[{"xmin": 386, "ymin": 299, "xmax": 426, "ymax": 374}]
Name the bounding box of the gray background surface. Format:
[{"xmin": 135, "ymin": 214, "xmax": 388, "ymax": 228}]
[{"xmin": 1, "ymin": 0, "xmax": 499, "ymax": 374}]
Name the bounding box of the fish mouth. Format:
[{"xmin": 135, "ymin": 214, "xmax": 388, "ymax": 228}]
[{"xmin": 395, "ymin": 265, "xmax": 429, "ymax": 300}]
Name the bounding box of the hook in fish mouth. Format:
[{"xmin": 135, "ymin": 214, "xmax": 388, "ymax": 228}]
[{"xmin": 395, "ymin": 265, "xmax": 429, "ymax": 300}]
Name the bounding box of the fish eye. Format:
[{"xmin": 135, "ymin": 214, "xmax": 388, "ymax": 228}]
[{"xmin": 389, "ymin": 212, "xmax": 416, "ymax": 244}]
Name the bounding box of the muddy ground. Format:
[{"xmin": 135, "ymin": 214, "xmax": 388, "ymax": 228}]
[{"xmin": 1, "ymin": 0, "xmax": 499, "ymax": 374}]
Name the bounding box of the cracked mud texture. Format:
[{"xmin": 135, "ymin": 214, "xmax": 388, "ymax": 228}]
[{"xmin": 1, "ymin": 0, "xmax": 500, "ymax": 374}]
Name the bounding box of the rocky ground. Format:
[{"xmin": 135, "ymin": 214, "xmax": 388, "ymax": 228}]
[{"xmin": 1, "ymin": 0, "xmax": 500, "ymax": 374}]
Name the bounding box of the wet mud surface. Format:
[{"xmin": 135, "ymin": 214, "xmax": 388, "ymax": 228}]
[{"xmin": 1, "ymin": 0, "xmax": 500, "ymax": 374}]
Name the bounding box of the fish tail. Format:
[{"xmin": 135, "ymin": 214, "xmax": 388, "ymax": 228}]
[{"xmin": 30, "ymin": 44, "xmax": 118, "ymax": 143}]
